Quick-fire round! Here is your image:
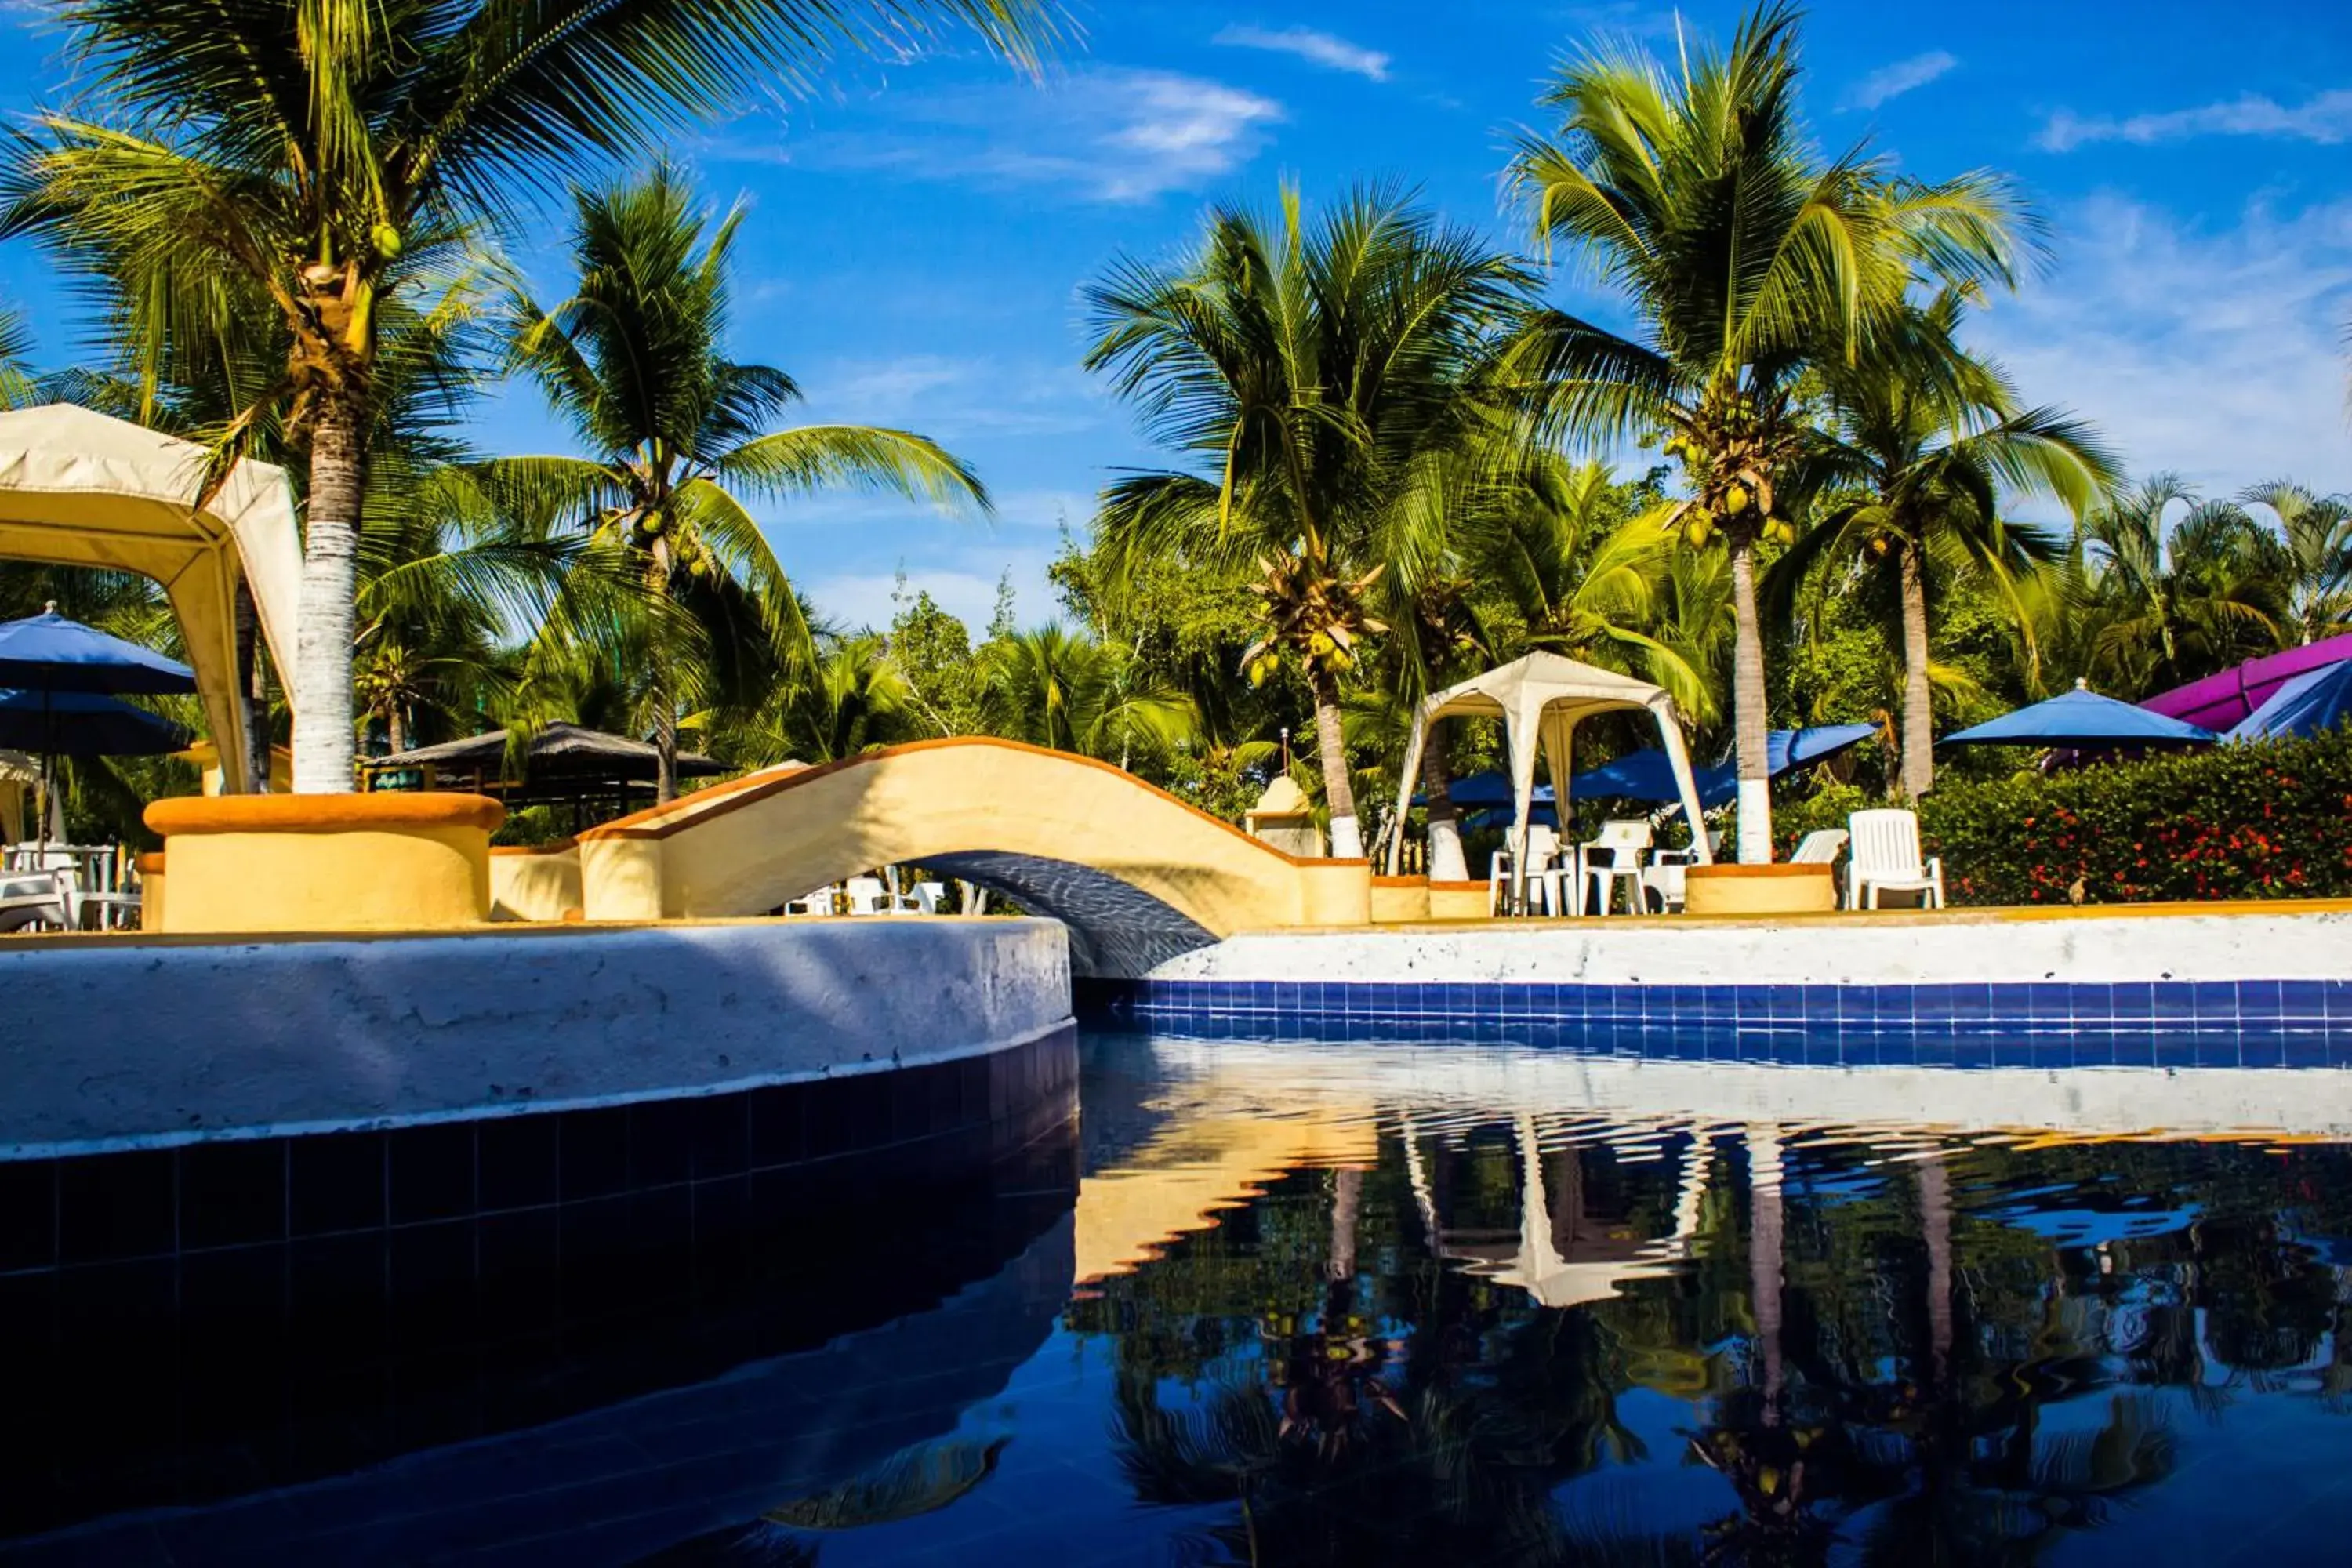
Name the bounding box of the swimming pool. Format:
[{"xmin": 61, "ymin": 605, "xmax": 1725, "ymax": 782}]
[{"xmin": 12, "ymin": 1031, "xmax": 2352, "ymax": 1563}]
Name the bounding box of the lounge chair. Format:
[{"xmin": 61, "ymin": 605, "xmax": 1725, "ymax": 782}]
[
  {"xmin": 0, "ymin": 869, "xmax": 71, "ymax": 933},
  {"xmin": 911, "ymin": 881, "xmax": 949, "ymax": 914},
  {"xmin": 1846, "ymin": 810, "xmax": 1944, "ymax": 909},
  {"xmin": 782, "ymin": 884, "xmax": 841, "ymax": 916},
  {"xmin": 1791, "ymin": 829, "xmax": 1849, "ymax": 866}
]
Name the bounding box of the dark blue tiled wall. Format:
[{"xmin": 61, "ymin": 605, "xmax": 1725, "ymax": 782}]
[
  {"xmin": 0, "ymin": 1028, "xmax": 1080, "ymax": 1544},
  {"xmin": 0, "ymin": 1025, "xmax": 1079, "ymax": 1279},
  {"xmin": 1073, "ymin": 978, "xmax": 2352, "ymax": 1066}
]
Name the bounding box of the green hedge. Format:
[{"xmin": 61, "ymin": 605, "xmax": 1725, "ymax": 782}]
[{"xmin": 1770, "ymin": 730, "xmax": 2352, "ymax": 906}]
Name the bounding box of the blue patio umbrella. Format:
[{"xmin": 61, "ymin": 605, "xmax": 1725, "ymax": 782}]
[
  {"xmin": 1570, "ymin": 724, "xmax": 1879, "ymax": 808},
  {"xmin": 0, "ymin": 605, "xmax": 197, "ymax": 695},
  {"xmin": 0, "ymin": 688, "xmax": 191, "ymax": 757},
  {"xmin": 1411, "ymin": 768, "xmax": 1555, "ymax": 808},
  {"xmin": 2226, "ymin": 659, "xmax": 2352, "ymax": 742},
  {"xmin": 1941, "ymin": 682, "xmax": 2218, "ymax": 749}
]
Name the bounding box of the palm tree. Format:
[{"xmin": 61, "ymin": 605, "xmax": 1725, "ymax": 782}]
[
  {"xmin": 1084, "ymin": 184, "xmax": 1534, "ymax": 858},
  {"xmin": 2080, "ymin": 476, "xmax": 2288, "ymax": 695},
  {"xmin": 2241, "ymin": 480, "xmax": 2352, "ymax": 645},
  {"xmin": 1505, "ymin": 1, "xmax": 2028, "ymax": 858},
  {"xmin": 2, "ymin": 0, "xmax": 1052, "ymax": 795},
  {"xmin": 976, "ymin": 624, "xmax": 1196, "ymax": 766},
  {"xmin": 1778, "ymin": 290, "xmax": 2117, "ymax": 797},
  {"xmin": 480, "ymin": 165, "xmax": 993, "ymax": 799},
  {"xmin": 0, "ymin": 301, "xmax": 38, "ymax": 408}
]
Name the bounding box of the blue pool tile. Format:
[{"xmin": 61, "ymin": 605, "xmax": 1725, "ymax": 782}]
[
  {"xmin": 1802, "ymin": 985, "xmax": 1839, "ymax": 1024},
  {"xmin": 2281, "ymin": 980, "xmax": 2327, "ymax": 1022},
  {"xmin": 2327, "ymin": 980, "xmax": 2352, "ymax": 1022},
  {"xmin": 2071, "ymin": 1036, "xmax": 2115, "ymax": 1067},
  {"xmin": 2111, "ymin": 982, "xmax": 2154, "ymax": 1025},
  {"xmin": 2193, "ymin": 981, "xmax": 2239, "ymax": 1025},
  {"xmin": 2194, "ymin": 1034, "xmax": 2242, "ymax": 1068},
  {"xmin": 1913, "ymin": 1028, "xmax": 1956, "ymax": 1068},
  {"xmin": 1875, "ymin": 1035, "xmax": 1915, "ymax": 1066},
  {"xmin": 2032, "ymin": 1035, "xmax": 2075, "ymax": 1068},
  {"xmin": 2239, "ymin": 1029, "xmax": 2288, "ymax": 1069},
  {"xmin": 2029, "ymin": 986, "xmax": 2073, "ymax": 1029},
  {"xmin": 2238, "ymin": 980, "xmax": 2283, "ymax": 1023},
  {"xmin": 1992, "ymin": 1035, "xmax": 2034, "ymax": 1069},
  {"xmin": 1940, "ymin": 982, "xmax": 1990, "ymax": 1023},
  {"xmin": 1699, "ymin": 987, "xmax": 1737, "ymax": 1022},
  {"xmin": 1763, "ymin": 984, "xmax": 1798, "ymax": 1021},
  {"xmin": 1954, "ymin": 1036, "xmax": 1994, "ymax": 1069},
  {"xmin": 1988, "ymin": 983, "xmax": 2034, "ymax": 1025},
  {"xmin": 2111, "ymin": 1033, "xmax": 2156, "ymax": 1068},
  {"xmin": 1804, "ymin": 1035, "xmax": 1842, "ymax": 1066},
  {"xmin": 2068, "ymin": 983, "xmax": 2111, "ymax": 1027}
]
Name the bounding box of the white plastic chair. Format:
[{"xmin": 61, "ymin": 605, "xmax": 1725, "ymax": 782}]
[
  {"xmin": 0, "ymin": 869, "xmax": 72, "ymax": 933},
  {"xmin": 1578, "ymin": 819, "xmax": 1653, "ymax": 916},
  {"xmin": 911, "ymin": 881, "xmax": 949, "ymax": 914},
  {"xmin": 842, "ymin": 876, "xmax": 893, "ymax": 915},
  {"xmin": 1846, "ymin": 810, "xmax": 1944, "ymax": 909},
  {"xmin": 1490, "ymin": 824, "xmax": 1563, "ymax": 916},
  {"xmin": 783, "ymin": 884, "xmax": 841, "ymax": 916},
  {"xmin": 1791, "ymin": 829, "xmax": 1849, "ymax": 866}
]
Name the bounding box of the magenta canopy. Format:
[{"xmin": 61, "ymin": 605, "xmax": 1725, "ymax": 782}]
[{"xmin": 2139, "ymin": 633, "xmax": 2352, "ymax": 733}]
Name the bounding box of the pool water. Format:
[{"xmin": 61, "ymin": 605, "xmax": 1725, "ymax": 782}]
[
  {"xmin": 648, "ymin": 1037, "xmax": 2352, "ymax": 1567},
  {"xmin": 18, "ymin": 1033, "xmax": 2352, "ymax": 1564}
]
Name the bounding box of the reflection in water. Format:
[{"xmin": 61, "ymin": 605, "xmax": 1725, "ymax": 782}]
[
  {"xmin": 663, "ymin": 1036, "xmax": 2352, "ymax": 1567},
  {"xmin": 19, "ymin": 1034, "xmax": 2352, "ymax": 1565}
]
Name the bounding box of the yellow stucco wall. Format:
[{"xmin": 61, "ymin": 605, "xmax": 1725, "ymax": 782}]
[
  {"xmin": 575, "ymin": 738, "xmax": 1374, "ymax": 936},
  {"xmin": 489, "ymin": 843, "xmax": 583, "ymax": 923},
  {"xmin": 144, "ymin": 794, "xmax": 501, "ymax": 934}
]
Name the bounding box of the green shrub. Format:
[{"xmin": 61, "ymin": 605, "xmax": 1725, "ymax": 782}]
[{"xmin": 1773, "ymin": 730, "xmax": 2352, "ymax": 906}]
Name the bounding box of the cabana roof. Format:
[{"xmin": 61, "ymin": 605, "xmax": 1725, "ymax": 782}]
[
  {"xmin": 364, "ymin": 723, "xmax": 728, "ymax": 811},
  {"xmin": 0, "ymin": 404, "xmax": 300, "ymax": 792}
]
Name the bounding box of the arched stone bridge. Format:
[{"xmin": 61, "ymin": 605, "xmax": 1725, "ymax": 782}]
[{"xmin": 558, "ymin": 739, "xmax": 1380, "ymax": 975}]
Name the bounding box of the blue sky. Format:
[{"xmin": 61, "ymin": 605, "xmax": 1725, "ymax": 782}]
[{"xmin": 3, "ymin": 0, "xmax": 2350, "ymax": 632}]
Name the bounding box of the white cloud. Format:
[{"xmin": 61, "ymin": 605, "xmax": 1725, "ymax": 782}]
[
  {"xmin": 1842, "ymin": 50, "xmax": 1958, "ymax": 111},
  {"xmin": 1212, "ymin": 24, "xmax": 1390, "ymax": 82},
  {"xmin": 742, "ymin": 68, "xmax": 1282, "ymax": 203},
  {"xmin": 800, "ymin": 354, "xmax": 1107, "ymax": 441},
  {"xmin": 1965, "ymin": 194, "xmax": 2352, "ymax": 498},
  {"xmin": 807, "ymin": 543, "xmax": 1065, "ymax": 633},
  {"xmin": 2040, "ymin": 88, "xmax": 2352, "ymax": 152}
]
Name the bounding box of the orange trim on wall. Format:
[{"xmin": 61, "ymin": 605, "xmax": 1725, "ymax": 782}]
[
  {"xmin": 135, "ymin": 852, "xmax": 166, "ymax": 873},
  {"xmin": 575, "ymin": 735, "xmax": 1330, "ymax": 866},
  {"xmin": 490, "ymin": 838, "xmax": 579, "ymax": 857},
  {"xmin": 1685, "ymin": 863, "xmax": 1834, "ymax": 880},
  {"xmin": 147, "ymin": 792, "xmax": 506, "ymax": 837}
]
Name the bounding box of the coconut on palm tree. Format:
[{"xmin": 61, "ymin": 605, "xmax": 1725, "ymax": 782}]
[
  {"xmin": 1084, "ymin": 184, "xmax": 1534, "ymax": 858},
  {"xmin": 476, "ymin": 165, "xmax": 993, "ymax": 799},
  {"xmin": 2, "ymin": 0, "xmax": 1052, "ymax": 793},
  {"xmin": 1777, "ymin": 289, "xmax": 2118, "ymax": 797},
  {"xmin": 1505, "ymin": 0, "xmax": 2029, "ymax": 858}
]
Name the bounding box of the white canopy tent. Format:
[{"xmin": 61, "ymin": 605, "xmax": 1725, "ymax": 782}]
[
  {"xmin": 1385, "ymin": 652, "xmax": 1711, "ymax": 898},
  {"xmin": 0, "ymin": 404, "xmax": 302, "ymax": 793}
]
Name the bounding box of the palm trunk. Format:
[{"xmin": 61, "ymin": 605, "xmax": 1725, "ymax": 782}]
[
  {"xmin": 233, "ymin": 581, "xmax": 268, "ymax": 793},
  {"xmin": 654, "ymin": 700, "xmax": 679, "ymax": 804},
  {"xmin": 1897, "ymin": 538, "xmax": 1935, "ymax": 800},
  {"xmin": 1747, "ymin": 1123, "xmax": 1785, "ymax": 1411},
  {"xmin": 387, "ymin": 706, "xmax": 406, "ymax": 757},
  {"xmin": 1919, "ymin": 1151, "xmax": 1952, "ymax": 1387},
  {"xmin": 1309, "ymin": 665, "xmax": 1361, "ymax": 858},
  {"xmin": 1419, "ymin": 724, "xmax": 1468, "ymax": 881},
  {"xmin": 1727, "ymin": 535, "xmax": 1773, "ymax": 862},
  {"xmin": 292, "ymin": 398, "xmax": 365, "ymax": 794},
  {"xmin": 1327, "ymin": 1166, "xmax": 1362, "ymax": 1282}
]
